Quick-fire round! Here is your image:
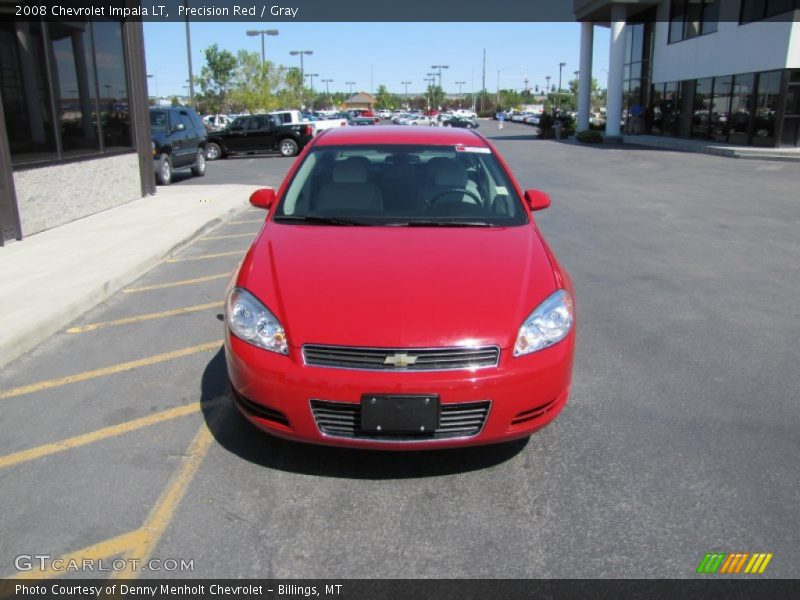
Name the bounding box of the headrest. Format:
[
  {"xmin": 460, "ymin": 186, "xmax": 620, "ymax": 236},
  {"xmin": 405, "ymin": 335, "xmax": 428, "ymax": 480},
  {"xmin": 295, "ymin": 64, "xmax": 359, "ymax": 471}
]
[
  {"xmin": 333, "ymin": 157, "xmax": 370, "ymax": 184},
  {"xmin": 433, "ymin": 159, "xmax": 468, "ymax": 187}
]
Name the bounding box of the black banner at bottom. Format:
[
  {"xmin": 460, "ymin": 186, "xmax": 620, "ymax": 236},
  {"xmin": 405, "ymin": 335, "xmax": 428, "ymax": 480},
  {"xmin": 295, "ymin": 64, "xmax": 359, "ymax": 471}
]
[{"xmin": 2, "ymin": 579, "xmax": 800, "ymax": 600}]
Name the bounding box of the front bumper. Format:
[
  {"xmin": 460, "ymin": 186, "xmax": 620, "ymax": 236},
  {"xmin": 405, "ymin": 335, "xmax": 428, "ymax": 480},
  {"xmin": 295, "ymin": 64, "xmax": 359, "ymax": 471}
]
[{"xmin": 224, "ymin": 331, "xmax": 574, "ymax": 450}]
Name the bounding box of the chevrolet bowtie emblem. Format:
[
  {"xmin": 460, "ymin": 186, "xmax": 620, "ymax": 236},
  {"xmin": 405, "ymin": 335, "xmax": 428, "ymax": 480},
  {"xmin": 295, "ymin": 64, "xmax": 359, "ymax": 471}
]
[{"xmin": 384, "ymin": 353, "xmax": 418, "ymax": 367}]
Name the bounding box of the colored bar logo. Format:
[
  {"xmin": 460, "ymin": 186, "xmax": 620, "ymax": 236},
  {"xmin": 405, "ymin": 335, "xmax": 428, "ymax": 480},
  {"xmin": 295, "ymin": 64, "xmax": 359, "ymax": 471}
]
[{"xmin": 696, "ymin": 552, "xmax": 773, "ymax": 574}]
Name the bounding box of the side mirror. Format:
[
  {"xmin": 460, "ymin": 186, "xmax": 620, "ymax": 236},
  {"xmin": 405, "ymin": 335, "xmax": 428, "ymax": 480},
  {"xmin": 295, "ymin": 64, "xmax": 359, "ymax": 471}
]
[
  {"xmin": 173, "ymin": 122, "xmax": 186, "ymax": 132},
  {"xmin": 249, "ymin": 187, "xmax": 276, "ymax": 210},
  {"xmin": 524, "ymin": 189, "xmax": 551, "ymax": 212}
]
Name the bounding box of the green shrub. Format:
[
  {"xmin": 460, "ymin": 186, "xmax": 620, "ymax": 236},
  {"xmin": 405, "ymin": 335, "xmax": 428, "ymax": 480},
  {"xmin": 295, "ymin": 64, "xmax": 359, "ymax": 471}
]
[{"xmin": 576, "ymin": 129, "xmax": 603, "ymax": 143}]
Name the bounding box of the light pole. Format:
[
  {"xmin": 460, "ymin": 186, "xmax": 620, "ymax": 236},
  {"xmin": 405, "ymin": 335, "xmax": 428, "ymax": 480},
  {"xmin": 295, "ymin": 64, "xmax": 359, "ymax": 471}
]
[
  {"xmin": 455, "ymin": 80, "xmax": 465, "ymax": 107},
  {"xmin": 322, "ymin": 78, "xmax": 333, "ymax": 107},
  {"xmin": 424, "ymin": 76, "xmax": 435, "ymax": 109},
  {"xmin": 289, "ymin": 50, "xmax": 313, "ymax": 85},
  {"xmin": 246, "ymin": 29, "xmax": 278, "ymax": 65},
  {"xmin": 545, "ymin": 75, "xmax": 552, "ymax": 111},
  {"xmin": 557, "ymin": 62, "xmax": 566, "ymax": 114},
  {"xmin": 430, "ymin": 64, "xmax": 449, "ymax": 89},
  {"xmin": 401, "ymin": 81, "xmax": 411, "ymax": 107},
  {"xmin": 147, "ymin": 72, "xmax": 159, "ymax": 99},
  {"xmin": 345, "ymin": 81, "xmax": 355, "ymax": 95},
  {"xmin": 496, "ymin": 65, "xmax": 522, "ymax": 108},
  {"xmin": 305, "ymin": 73, "xmax": 319, "ymax": 92}
]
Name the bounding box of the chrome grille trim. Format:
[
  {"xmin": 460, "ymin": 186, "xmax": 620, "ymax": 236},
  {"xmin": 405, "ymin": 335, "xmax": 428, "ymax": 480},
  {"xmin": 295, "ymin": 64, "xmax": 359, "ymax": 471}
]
[
  {"xmin": 302, "ymin": 345, "xmax": 500, "ymax": 371},
  {"xmin": 309, "ymin": 399, "xmax": 491, "ymax": 442}
]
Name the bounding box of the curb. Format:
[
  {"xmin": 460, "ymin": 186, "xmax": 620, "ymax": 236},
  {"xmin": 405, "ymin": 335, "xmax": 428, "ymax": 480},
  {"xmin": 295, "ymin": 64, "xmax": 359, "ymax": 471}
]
[{"xmin": 0, "ymin": 203, "xmax": 249, "ymax": 371}]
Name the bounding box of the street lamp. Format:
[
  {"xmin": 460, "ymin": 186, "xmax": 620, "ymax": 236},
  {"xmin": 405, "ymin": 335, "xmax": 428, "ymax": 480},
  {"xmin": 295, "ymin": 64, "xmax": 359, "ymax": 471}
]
[
  {"xmin": 401, "ymin": 80, "xmax": 411, "ymax": 107},
  {"xmin": 496, "ymin": 65, "xmax": 522, "ymax": 107},
  {"xmin": 304, "ymin": 73, "xmax": 319, "ymax": 91},
  {"xmin": 289, "ymin": 50, "xmax": 313, "ymax": 85},
  {"xmin": 545, "ymin": 75, "xmax": 552, "ymax": 110},
  {"xmin": 424, "ymin": 76, "xmax": 436, "ymax": 109},
  {"xmin": 246, "ymin": 29, "xmax": 278, "ymax": 65},
  {"xmin": 557, "ymin": 62, "xmax": 566, "ymax": 113},
  {"xmin": 430, "ymin": 64, "xmax": 449, "ymax": 89},
  {"xmin": 147, "ymin": 72, "xmax": 159, "ymax": 99},
  {"xmin": 455, "ymin": 80, "xmax": 466, "ymax": 107},
  {"xmin": 321, "ymin": 78, "xmax": 333, "ymax": 107},
  {"xmin": 345, "ymin": 81, "xmax": 355, "ymax": 95}
]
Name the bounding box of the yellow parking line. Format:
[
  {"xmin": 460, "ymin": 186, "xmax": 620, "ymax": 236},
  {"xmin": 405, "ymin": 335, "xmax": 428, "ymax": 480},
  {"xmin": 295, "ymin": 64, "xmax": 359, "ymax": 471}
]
[
  {"xmin": 112, "ymin": 424, "xmax": 215, "ymax": 579},
  {"xmin": 66, "ymin": 301, "xmax": 223, "ymax": 333},
  {"xmin": 0, "ymin": 341, "xmax": 222, "ymax": 400},
  {"xmin": 0, "ymin": 403, "xmax": 201, "ymax": 469},
  {"xmin": 228, "ymin": 218, "xmax": 264, "ymax": 224},
  {"xmin": 9, "ymin": 530, "xmax": 144, "ymax": 579},
  {"xmin": 165, "ymin": 250, "xmax": 244, "ymax": 263},
  {"xmin": 201, "ymin": 232, "xmax": 255, "ymax": 241},
  {"xmin": 123, "ymin": 273, "xmax": 230, "ymax": 293}
]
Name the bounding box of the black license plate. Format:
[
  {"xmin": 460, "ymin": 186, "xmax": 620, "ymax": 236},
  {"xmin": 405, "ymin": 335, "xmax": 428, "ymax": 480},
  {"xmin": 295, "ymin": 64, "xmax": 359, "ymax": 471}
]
[{"xmin": 361, "ymin": 394, "xmax": 440, "ymax": 433}]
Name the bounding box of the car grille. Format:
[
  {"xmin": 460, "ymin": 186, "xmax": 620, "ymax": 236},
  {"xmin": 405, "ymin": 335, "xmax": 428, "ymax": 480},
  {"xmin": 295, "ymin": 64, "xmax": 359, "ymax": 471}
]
[
  {"xmin": 310, "ymin": 399, "xmax": 491, "ymax": 441},
  {"xmin": 302, "ymin": 345, "xmax": 500, "ymax": 371}
]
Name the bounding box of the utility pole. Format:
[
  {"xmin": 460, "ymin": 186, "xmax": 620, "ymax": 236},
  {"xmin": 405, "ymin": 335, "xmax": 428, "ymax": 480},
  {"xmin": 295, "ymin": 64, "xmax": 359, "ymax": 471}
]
[
  {"xmin": 480, "ymin": 48, "xmax": 486, "ymax": 116},
  {"xmin": 184, "ymin": 0, "xmax": 195, "ymax": 109}
]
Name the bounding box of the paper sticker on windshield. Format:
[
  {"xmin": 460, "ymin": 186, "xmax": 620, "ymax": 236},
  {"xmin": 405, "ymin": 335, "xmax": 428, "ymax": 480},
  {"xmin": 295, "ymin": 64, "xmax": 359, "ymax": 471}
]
[
  {"xmin": 495, "ymin": 186, "xmax": 509, "ymax": 195},
  {"xmin": 455, "ymin": 145, "xmax": 491, "ymax": 154}
]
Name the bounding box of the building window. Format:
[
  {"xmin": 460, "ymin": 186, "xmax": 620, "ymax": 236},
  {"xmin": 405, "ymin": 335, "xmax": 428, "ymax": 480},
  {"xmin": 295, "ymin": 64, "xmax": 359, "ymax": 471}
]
[
  {"xmin": 691, "ymin": 77, "xmax": 713, "ymax": 138},
  {"xmin": 0, "ymin": 19, "xmax": 132, "ymax": 166},
  {"xmin": 669, "ymin": 0, "xmax": 721, "ymax": 43},
  {"xmin": 728, "ymin": 73, "xmax": 755, "ymax": 145},
  {"xmin": 0, "ymin": 21, "xmax": 58, "ymax": 162},
  {"xmin": 752, "ymin": 70, "xmax": 782, "ymax": 146},
  {"xmin": 710, "ymin": 75, "xmax": 732, "ymax": 142},
  {"xmin": 740, "ymin": 0, "xmax": 797, "ymax": 23}
]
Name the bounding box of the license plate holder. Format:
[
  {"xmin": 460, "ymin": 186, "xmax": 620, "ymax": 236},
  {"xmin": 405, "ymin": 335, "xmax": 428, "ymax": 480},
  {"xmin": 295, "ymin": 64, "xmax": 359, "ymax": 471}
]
[{"xmin": 360, "ymin": 394, "xmax": 440, "ymax": 433}]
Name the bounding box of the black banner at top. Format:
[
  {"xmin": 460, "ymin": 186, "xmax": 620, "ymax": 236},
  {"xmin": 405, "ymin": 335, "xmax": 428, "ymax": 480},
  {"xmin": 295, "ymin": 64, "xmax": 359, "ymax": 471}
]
[{"xmin": 2, "ymin": 0, "xmax": 799, "ymax": 22}]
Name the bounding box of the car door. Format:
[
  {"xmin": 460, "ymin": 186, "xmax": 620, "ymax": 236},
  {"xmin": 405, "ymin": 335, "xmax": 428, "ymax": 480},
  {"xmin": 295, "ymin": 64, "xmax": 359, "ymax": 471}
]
[
  {"xmin": 222, "ymin": 117, "xmax": 250, "ymax": 152},
  {"xmin": 246, "ymin": 115, "xmax": 276, "ymax": 152},
  {"xmin": 167, "ymin": 110, "xmax": 189, "ymax": 167}
]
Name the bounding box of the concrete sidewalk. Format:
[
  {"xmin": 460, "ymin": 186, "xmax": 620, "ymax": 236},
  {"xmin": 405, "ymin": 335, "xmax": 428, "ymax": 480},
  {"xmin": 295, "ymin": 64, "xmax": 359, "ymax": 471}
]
[
  {"xmin": 0, "ymin": 184, "xmax": 259, "ymax": 369},
  {"xmin": 621, "ymin": 134, "xmax": 800, "ymax": 161}
]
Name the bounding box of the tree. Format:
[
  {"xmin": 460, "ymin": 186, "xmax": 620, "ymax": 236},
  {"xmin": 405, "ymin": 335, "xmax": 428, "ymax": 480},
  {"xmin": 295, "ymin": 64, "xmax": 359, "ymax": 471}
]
[
  {"xmin": 375, "ymin": 85, "xmax": 393, "ymax": 110},
  {"xmin": 170, "ymin": 96, "xmax": 180, "ymax": 107},
  {"xmin": 228, "ymin": 50, "xmax": 283, "ymax": 113},
  {"xmin": 196, "ymin": 44, "xmax": 237, "ymax": 114},
  {"xmin": 568, "ymin": 77, "xmax": 601, "ymax": 111}
]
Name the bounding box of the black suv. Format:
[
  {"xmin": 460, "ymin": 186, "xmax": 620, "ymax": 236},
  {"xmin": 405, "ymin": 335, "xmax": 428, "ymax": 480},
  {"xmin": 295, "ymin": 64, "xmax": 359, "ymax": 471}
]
[{"xmin": 150, "ymin": 107, "xmax": 208, "ymax": 185}]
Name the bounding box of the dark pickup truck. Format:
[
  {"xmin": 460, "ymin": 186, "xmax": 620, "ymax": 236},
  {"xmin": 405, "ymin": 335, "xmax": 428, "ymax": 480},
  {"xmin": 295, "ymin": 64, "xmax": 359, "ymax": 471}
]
[{"xmin": 205, "ymin": 114, "xmax": 313, "ymax": 160}]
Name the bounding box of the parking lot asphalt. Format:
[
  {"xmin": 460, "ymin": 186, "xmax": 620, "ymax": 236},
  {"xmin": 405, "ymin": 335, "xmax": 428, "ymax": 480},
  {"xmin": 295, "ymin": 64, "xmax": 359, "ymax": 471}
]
[{"xmin": 1, "ymin": 122, "xmax": 798, "ymax": 579}]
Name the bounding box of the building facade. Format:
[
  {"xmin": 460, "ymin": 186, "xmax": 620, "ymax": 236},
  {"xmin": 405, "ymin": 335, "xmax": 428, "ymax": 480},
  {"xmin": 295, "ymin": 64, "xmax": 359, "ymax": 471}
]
[
  {"xmin": 0, "ymin": 3, "xmax": 153, "ymax": 245},
  {"xmin": 574, "ymin": 0, "xmax": 800, "ymax": 147}
]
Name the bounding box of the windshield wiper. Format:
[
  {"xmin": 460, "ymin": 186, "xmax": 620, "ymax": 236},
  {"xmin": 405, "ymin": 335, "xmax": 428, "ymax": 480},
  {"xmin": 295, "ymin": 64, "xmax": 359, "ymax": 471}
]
[
  {"xmin": 273, "ymin": 215, "xmax": 370, "ymax": 226},
  {"xmin": 384, "ymin": 220, "xmax": 497, "ymax": 228}
]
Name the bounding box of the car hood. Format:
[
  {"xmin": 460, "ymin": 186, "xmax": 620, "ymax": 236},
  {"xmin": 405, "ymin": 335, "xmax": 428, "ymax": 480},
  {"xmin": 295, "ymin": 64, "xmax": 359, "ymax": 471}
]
[{"xmin": 240, "ymin": 223, "xmax": 557, "ymax": 350}]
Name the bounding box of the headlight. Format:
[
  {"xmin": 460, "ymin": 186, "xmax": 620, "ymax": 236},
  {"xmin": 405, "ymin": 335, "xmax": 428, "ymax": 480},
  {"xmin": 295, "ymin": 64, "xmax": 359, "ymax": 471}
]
[
  {"xmin": 513, "ymin": 290, "xmax": 574, "ymax": 357},
  {"xmin": 226, "ymin": 288, "xmax": 288, "ymax": 354}
]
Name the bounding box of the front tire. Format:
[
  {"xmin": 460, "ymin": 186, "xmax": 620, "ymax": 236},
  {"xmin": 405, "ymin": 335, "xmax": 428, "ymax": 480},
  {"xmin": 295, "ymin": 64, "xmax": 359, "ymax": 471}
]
[
  {"xmin": 205, "ymin": 142, "xmax": 222, "ymax": 161},
  {"xmin": 278, "ymin": 138, "xmax": 299, "ymax": 157},
  {"xmin": 156, "ymin": 153, "xmax": 172, "ymax": 185},
  {"xmin": 191, "ymin": 148, "xmax": 206, "ymax": 177}
]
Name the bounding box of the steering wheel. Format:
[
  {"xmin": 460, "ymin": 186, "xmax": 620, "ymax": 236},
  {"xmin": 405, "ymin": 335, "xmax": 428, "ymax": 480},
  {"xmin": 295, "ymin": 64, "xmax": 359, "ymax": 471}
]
[{"xmin": 426, "ymin": 188, "xmax": 484, "ymax": 207}]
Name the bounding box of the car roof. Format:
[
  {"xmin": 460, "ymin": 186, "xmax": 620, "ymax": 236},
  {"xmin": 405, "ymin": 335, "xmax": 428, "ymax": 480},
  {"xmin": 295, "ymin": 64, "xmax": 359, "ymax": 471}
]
[{"xmin": 315, "ymin": 126, "xmax": 488, "ymax": 147}]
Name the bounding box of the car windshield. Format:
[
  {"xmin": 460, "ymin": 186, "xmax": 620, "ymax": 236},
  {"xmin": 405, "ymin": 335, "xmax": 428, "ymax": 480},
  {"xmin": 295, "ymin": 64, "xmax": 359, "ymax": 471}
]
[
  {"xmin": 274, "ymin": 144, "xmax": 528, "ymax": 227},
  {"xmin": 150, "ymin": 110, "xmax": 168, "ymax": 131}
]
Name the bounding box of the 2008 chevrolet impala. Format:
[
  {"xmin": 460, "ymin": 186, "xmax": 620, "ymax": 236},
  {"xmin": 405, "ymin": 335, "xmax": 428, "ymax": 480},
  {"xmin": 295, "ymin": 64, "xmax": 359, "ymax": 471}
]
[{"xmin": 224, "ymin": 126, "xmax": 575, "ymax": 449}]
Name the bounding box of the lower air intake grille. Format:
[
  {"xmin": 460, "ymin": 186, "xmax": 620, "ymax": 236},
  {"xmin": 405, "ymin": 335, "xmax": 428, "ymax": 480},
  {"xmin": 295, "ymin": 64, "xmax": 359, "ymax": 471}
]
[
  {"xmin": 232, "ymin": 387, "xmax": 290, "ymax": 427},
  {"xmin": 310, "ymin": 399, "xmax": 491, "ymax": 441}
]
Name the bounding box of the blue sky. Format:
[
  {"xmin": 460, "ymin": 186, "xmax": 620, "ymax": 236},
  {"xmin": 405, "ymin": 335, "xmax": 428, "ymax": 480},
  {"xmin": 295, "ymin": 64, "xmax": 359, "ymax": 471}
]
[{"xmin": 143, "ymin": 22, "xmax": 610, "ymax": 98}]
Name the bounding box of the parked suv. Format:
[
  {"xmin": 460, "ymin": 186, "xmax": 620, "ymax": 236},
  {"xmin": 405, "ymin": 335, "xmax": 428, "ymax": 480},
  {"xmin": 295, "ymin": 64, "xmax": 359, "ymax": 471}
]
[{"xmin": 150, "ymin": 107, "xmax": 207, "ymax": 185}]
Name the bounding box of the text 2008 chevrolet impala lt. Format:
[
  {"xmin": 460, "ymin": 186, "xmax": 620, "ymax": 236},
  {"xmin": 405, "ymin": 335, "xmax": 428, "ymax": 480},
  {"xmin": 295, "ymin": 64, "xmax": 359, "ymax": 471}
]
[{"xmin": 224, "ymin": 126, "xmax": 575, "ymax": 449}]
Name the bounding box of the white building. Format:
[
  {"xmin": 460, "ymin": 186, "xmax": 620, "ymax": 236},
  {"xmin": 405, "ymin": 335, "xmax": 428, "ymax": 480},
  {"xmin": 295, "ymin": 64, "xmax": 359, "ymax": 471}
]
[{"xmin": 574, "ymin": 0, "xmax": 800, "ymax": 147}]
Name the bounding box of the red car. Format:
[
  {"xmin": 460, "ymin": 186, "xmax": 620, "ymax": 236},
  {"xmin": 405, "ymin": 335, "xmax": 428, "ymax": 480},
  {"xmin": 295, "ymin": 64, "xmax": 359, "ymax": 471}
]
[{"xmin": 224, "ymin": 127, "xmax": 575, "ymax": 450}]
